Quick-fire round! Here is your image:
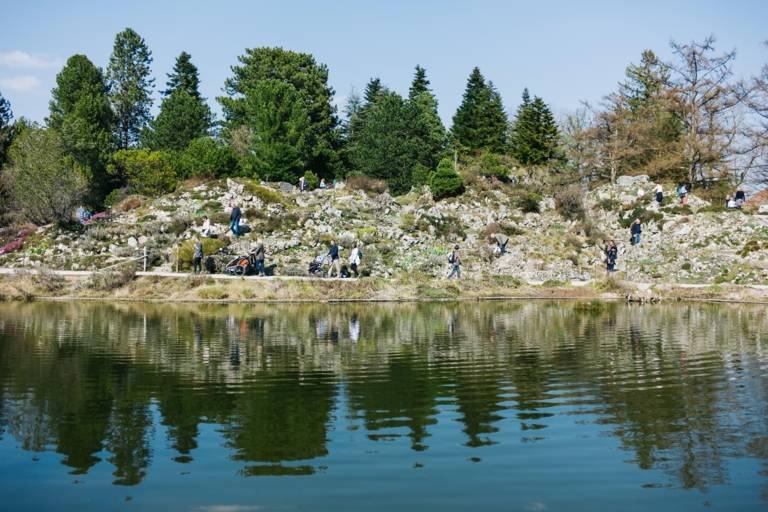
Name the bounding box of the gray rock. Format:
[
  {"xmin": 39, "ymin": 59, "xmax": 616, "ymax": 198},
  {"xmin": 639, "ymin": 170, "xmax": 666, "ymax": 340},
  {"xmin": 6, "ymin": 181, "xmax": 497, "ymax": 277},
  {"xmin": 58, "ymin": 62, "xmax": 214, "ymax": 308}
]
[{"xmin": 616, "ymin": 175, "xmax": 650, "ymax": 187}]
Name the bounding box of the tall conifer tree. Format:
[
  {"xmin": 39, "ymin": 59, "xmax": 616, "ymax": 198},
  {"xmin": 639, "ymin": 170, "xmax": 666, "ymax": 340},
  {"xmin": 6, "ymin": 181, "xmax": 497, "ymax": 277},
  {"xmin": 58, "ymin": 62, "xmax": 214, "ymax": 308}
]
[
  {"xmin": 451, "ymin": 67, "xmax": 508, "ymax": 153},
  {"xmin": 106, "ymin": 28, "xmax": 155, "ymax": 149},
  {"xmin": 143, "ymin": 52, "xmax": 212, "ymax": 151}
]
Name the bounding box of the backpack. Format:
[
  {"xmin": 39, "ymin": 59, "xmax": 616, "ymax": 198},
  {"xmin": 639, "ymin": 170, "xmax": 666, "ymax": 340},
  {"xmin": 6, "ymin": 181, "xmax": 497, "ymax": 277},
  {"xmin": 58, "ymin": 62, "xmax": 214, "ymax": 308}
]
[{"xmin": 448, "ymin": 251, "xmax": 455, "ymax": 264}]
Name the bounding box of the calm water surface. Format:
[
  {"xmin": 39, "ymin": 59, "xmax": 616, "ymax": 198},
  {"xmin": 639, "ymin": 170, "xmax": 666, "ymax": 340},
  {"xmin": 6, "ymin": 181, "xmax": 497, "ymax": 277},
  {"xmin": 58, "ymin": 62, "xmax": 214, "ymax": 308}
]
[{"xmin": 0, "ymin": 301, "xmax": 766, "ymax": 511}]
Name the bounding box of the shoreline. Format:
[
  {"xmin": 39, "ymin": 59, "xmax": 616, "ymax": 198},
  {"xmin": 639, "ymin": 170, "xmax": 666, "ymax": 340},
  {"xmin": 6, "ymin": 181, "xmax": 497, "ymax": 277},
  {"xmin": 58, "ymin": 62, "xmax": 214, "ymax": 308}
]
[{"xmin": 2, "ymin": 270, "xmax": 767, "ymax": 305}]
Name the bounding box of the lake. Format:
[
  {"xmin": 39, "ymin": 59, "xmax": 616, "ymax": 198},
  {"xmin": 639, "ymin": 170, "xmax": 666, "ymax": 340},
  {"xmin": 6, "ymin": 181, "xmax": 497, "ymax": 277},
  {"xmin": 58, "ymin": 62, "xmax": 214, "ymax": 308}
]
[{"xmin": 0, "ymin": 300, "xmax": 766, "ymax": 511}]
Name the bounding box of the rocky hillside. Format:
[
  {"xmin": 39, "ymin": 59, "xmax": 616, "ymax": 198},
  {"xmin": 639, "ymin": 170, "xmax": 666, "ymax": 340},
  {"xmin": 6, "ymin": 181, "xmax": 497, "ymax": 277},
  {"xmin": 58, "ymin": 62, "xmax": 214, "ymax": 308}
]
[{"xmin": 1, "ymin": 175, "xmax": 767, "ymax": 285}]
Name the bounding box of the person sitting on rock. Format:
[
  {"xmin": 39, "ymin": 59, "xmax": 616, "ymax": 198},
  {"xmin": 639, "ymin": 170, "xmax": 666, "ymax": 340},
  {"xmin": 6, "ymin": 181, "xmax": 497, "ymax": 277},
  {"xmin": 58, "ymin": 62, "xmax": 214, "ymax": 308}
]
[
  {"xmin": 201, "ymin": 215, "xmax": 212, "ymax": 237},
  {"xmin": 726, "ymin": 196, "xmax": 737, "ymax": 209},
  {"xmin": 630, "ymin": 219, "xmax": 642, "ymax": 245},
  {"xmin": 491, "ymin": 232, "xmax": 509, "ymax": 255},
  {"xmin": 735, "ymin": 188, "xmax": 746, "ymax": 207}
]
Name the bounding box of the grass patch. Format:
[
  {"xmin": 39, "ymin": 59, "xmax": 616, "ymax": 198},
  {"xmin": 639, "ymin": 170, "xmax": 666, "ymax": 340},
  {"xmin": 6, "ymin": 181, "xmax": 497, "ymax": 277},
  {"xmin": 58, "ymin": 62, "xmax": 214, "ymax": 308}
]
[
  {"xmin": 243, "ymin": 181, "xmax": 286, "ymax": 205},
  {"xmin": 197, "ymin": 286, "xmax": 229, "ymax": 299}
]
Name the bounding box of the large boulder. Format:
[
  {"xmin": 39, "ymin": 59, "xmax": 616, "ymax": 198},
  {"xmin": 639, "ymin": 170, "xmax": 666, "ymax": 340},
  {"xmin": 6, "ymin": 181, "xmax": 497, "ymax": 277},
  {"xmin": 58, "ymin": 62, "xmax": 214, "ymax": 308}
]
[{"xmin": 616, "ymin": 175, "xmax": 650, "ymax": 188}]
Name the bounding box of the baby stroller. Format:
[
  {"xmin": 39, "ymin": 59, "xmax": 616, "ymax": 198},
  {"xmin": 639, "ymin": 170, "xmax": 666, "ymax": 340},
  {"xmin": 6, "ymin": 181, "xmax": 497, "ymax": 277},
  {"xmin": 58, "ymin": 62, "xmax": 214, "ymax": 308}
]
[
  {"xmin": 225, "ymin": 254, "xmax": 254, "ymax": 276},
  {"xmin": 308, "ymin": 255, "xmax": 325, "ymax": 276}
]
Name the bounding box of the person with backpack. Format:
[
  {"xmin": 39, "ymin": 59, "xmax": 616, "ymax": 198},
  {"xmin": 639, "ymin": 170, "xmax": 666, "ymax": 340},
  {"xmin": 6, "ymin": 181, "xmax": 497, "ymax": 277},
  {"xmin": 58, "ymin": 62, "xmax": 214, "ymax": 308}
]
[
  {"xmin": 193, "ymin": 238, "xmax": 203, "ymax": 274},
  {"xmin": 447, "ymin": 245, "xmax": 461, "ymax": 279},
  {"xmin": 603, "ymin": 240, "xmax": 618, "ymax": 272},
  {"xmin": 327, "ymin": 240, "xmax": 341, "ymax": 278},
  {"xmin": 349, "ymin": 242, "xmax": 362, "ymax": 277},
  {"xmin": 229, "ymin": 203, "xmax": 242, "ymax": 238},
  {"xmin": 630, "ymin": 219, "xmax": 642, "ymax": 245}
]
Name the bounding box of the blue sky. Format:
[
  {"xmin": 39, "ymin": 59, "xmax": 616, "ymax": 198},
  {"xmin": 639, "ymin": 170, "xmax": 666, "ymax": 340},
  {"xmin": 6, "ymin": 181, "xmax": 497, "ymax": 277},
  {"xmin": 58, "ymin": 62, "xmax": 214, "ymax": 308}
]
[{"xmin": 1, "ymin": 0, "xmax": 766, "ymax": 126}]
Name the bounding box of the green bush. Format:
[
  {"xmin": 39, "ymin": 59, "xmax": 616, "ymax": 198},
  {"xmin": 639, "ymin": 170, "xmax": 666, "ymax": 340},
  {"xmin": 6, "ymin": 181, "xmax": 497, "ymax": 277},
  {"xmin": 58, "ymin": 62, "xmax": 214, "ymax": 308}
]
[
  {"xmin": 555, "ymin": 185, "xmax": 586, "ymax": 221},
  {"xmin": 429, "ymin": 159, "xmax": 465, "ymax": 200},
  {"xmin": 109, "ymin": 149, "xmax": 177, "ymax": 196},
  {"xmin": 513, "ymin": 190, "xmax": 542, "ymax": 213},
  {"xmin": 411, "ymin": 163, "xmax": 431, "ymax": 187},
  {"xmin": 242, "ymin": 181, "xmax": 285, "ymax": 205},
  {"xmin": 479, "ymin": 153, "xmax": 509, "ymax": 180},
  {"xmin": 303, "ymin": 170, "xmax": 319, "ymax": 190},
  {"xmin": 3, "ymin": 125, "xmax": 87, "ymax": 224},
  {"xmin": 619, "ymin": 207, "xmax": 664, "ymax": 229},
  {"xmin": 175, "ymin": 137, "xmax": 239, "ymax": 178},
  {"xmin": 176, "ymin": 237, "xmax": 229, "ymax": 270},
  {"xmin": 664, "ymin": 205, "xmax": 693, "ymax": 215},
  {"xmin": 597, "ymin": 197, "xmax": 621, "ymax": 212}
]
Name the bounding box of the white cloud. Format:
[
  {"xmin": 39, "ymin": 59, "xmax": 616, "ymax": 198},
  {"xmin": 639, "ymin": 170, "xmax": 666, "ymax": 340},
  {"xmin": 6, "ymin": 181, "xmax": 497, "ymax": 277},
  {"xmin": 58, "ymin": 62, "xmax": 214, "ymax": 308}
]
[
  {"xmin": 0, "ymin": 75, "xmax": 42, "ymax": 92},
  {"xmin": 0, "ymin": 50, "xmax": 61, "ymax": 69}
]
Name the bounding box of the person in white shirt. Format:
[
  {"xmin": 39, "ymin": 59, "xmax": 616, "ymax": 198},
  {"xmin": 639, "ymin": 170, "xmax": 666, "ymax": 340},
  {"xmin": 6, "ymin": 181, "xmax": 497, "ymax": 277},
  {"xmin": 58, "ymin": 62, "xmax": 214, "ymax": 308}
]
[
  {"xmin": 348, "ymin": 242, "xmax": 362, "ymax": 277},
  {"xmin": 201, "ymin": 215, "xmax": 212, "ymax": 237}
]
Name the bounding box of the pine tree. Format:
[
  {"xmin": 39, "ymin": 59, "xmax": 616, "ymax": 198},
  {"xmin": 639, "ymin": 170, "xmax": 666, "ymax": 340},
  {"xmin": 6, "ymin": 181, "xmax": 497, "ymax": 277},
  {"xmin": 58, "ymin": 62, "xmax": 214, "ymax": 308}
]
[
  {"xmin": 509, "ymin": 89, "xmax": 560, "ymax": 166},
  {"xmin": 451, "ymin": 67, "xmax": 508, "ymax": 153},
  {"xmin": 219, "ymin": 47, "xmax": 339, "ymax": 177},
  {"xmin": 48, "ymin": 54, "xmax": 114, "ymax": 202},
  {"xmin": 163, "ymin": 51, "xmax": 200, "ymax": 97},
  {"xmin": 408, "ymin": 65, "xmax": 430, "ymax": 100},
  {"xmin": 244, "ymin": 79, "xmax": 312, "ymax": 182},
  {"xmin": 363, "ymin": 77, "xmax": 384, "ymax": 106},
  {"xmin": 143, "ymin": 53, "xmax": 212, "ymax": 151},
  {"xmin": 347, "ymin": 91, "xmax": 416, "ymax": 194},
  {"xmin": 485, "ymin": 81, "xmax": 509, "ymax": 153},
  {"xmin": 407, "ymin": 67, "xmax": 446, "ymax": 172},
  {"xmin": 142, "ymin": 91, "xmax": 212, "ymax": 151},
  {"xmin": 106, "ymin": 28, "xmax": 155, "ymax": 149}
]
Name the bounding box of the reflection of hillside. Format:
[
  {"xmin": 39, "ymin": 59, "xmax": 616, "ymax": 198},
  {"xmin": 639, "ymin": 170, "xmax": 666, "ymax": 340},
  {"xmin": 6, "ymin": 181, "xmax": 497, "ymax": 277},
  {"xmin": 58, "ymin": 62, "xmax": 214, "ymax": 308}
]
[{"xmin": 0, "ymin": 301, "xmax": 766, "ymax": 492}]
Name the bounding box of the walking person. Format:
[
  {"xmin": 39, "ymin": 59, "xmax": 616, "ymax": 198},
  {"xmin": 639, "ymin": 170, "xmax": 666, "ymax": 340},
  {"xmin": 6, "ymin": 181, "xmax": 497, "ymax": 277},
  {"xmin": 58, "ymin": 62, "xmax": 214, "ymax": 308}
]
[
  {"xmin": 349, "ymin": 242, "xmax": 362, "ymax": 277},
  {"xmin": 193, "ymin": 237, "xmax": 203, "ymax": 274},
  {"xmin": 447, "ymin": 245, "xmax": 461, "ymax": 279},
  {"xmin": 299, "ymin": 175, "xmax": 306, "ymax": 192},
  {"xmin": 603, "ymin": 240, "xmax": 618, "ymax": 272},
  {"xmin": 677, "ymin": 184, "xmax": 688, "ymax": 205},
  {"xmin": 630, "ymin": 219, "xmax": 642, "ymax": 246},
  {"xmin": 327, "ymin": 240, "xmax": 341, "ymax": 278},
  {"xmin": 229, "ymin": 203, "xmax": 242, "ymax": 238},
  {"xmin": 252, "ymin": 239, "xmax": 266, "ymax": 276},
  {"xmin": 654, "ymin": 183, "xmax": 663, "ymax": 205}
]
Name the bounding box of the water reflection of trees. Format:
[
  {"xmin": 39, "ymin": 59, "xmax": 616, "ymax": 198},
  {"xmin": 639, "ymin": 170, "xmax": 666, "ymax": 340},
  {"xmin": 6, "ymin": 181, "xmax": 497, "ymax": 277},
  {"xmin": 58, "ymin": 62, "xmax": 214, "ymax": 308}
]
[{"xmin": 0, "ymin": 301, "xmax": 765, "ymax": 494}]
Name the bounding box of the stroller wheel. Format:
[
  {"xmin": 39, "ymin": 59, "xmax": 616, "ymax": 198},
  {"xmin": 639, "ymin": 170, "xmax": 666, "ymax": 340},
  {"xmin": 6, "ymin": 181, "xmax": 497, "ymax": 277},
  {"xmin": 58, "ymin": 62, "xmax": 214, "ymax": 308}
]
[{"xmin": 234, "ymin": 265, "xmax": 245, "ymax": 276}]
